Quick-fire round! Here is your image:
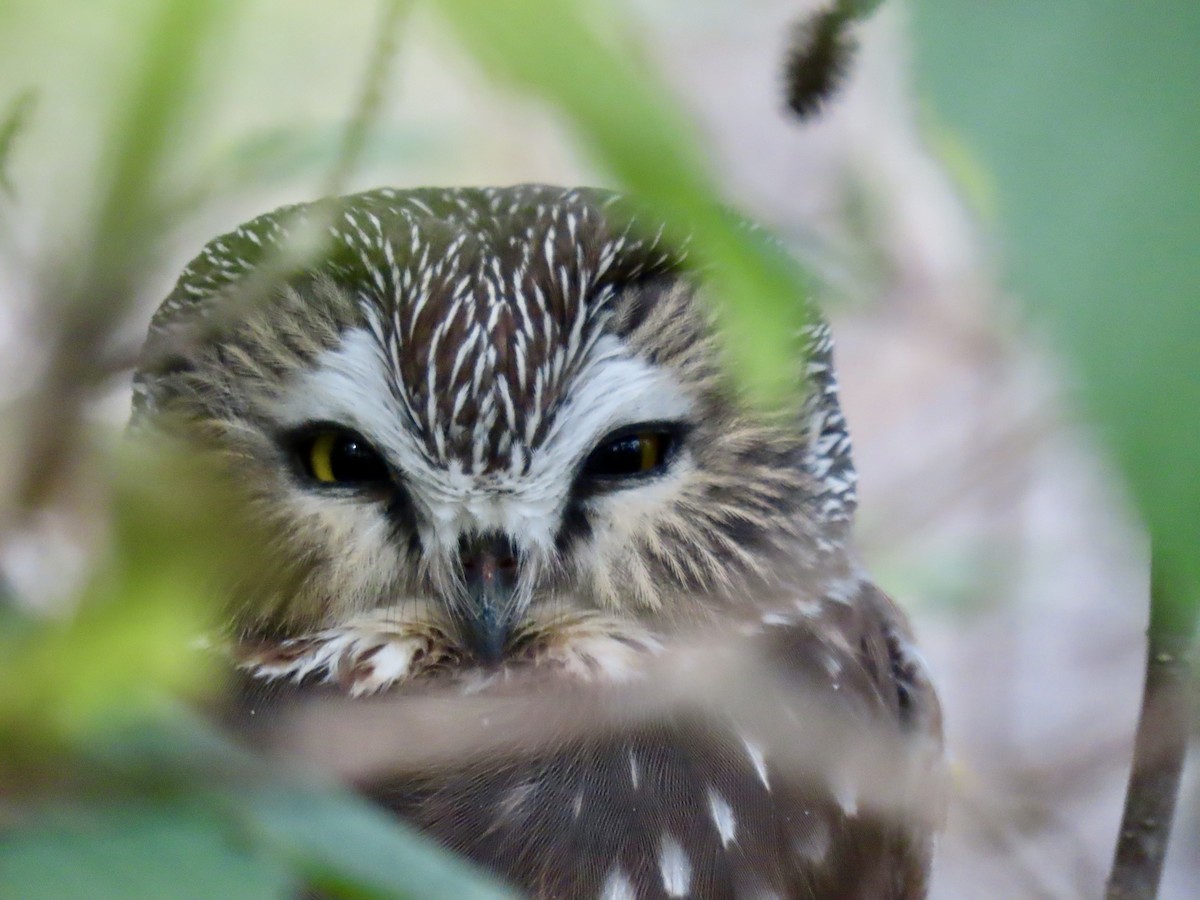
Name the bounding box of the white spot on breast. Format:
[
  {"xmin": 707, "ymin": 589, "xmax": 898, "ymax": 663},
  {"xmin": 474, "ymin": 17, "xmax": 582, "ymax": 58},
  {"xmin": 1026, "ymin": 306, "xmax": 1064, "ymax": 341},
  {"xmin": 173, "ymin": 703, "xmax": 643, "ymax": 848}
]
[
  {"xmin": 659, "ymin": 834, "xmax": 692, "ymax": 897},
  {"xmin": 793, "ymin": 817, "xmax": 831, "ymax": 863},
  {"xmin": 629, "ymin": 751, "xmax": 640, "ymax": 790},
  {"xmin": 742, "ymin": 737, "xmax": 770, "ymax": 790},
  {"xmin": 600, "ymin": 866, "xmax": 635, "ymax": 900},
  {"xmin": 706, "ymin": 788, "xmax": 736, "ymax": 847},
  {"xmin": 822, "ymin": 653, "xmax": 843, "ymax": 678},
  {"xmin": 832, "ymin": 770, "xmax": 858, "ymax": 817},
  {"xmin": 572, "ymin": 790, "xmax": 584, "ymax": 820},
  {"xmin": 497, "ymin": 781, "xmax": 535, "ymax": 819}
]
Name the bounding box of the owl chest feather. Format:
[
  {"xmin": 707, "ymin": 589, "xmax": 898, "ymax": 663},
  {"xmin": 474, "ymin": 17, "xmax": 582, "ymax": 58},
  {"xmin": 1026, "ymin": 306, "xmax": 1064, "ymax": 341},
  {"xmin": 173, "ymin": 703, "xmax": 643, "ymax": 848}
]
[{"xmin": 234, "ymin": 584, "xmax": 940, "ymax": 900}]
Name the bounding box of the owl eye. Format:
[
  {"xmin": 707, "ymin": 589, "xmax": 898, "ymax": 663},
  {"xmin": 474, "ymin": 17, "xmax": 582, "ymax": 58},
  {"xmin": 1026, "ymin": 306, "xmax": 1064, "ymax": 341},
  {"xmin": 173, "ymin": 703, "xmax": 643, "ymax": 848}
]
[
  {"xmin": 295, "ymin": 428, "xmax": 390, "ymax": 486},
  {"xmin": 582, "ymin": 425, "xmax": 680, "ymax": 480}
]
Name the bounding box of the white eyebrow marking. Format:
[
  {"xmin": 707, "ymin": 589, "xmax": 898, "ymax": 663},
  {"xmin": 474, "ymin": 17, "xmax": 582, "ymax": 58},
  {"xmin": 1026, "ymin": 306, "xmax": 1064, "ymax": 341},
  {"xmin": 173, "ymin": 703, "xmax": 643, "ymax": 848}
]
[{"xmin": 793, "ymin": 817, "xmax": 832, "ymax": 863}]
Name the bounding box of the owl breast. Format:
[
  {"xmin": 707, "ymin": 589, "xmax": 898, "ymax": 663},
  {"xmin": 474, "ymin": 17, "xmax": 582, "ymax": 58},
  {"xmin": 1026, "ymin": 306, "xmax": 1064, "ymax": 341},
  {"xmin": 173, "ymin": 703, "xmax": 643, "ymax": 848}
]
[{"xmin": 323, "ymin": 583, "xmax": 939, "ymax": 900}]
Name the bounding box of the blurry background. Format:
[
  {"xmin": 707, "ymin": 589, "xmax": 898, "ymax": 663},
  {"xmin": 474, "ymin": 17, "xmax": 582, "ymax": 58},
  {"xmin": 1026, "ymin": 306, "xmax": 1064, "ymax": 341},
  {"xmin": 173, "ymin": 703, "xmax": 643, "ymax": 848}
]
[{"xmin": 1, "ymin": 1, "xmax": 1196, "ymax": 897}]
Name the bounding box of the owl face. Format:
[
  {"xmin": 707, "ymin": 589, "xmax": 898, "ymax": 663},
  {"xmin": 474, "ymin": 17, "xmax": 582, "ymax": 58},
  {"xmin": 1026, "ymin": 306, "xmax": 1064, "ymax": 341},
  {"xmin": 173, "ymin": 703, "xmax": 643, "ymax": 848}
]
[{"xmin": 136, "ymin": 186, "xmax": 853, "ymax": 661}]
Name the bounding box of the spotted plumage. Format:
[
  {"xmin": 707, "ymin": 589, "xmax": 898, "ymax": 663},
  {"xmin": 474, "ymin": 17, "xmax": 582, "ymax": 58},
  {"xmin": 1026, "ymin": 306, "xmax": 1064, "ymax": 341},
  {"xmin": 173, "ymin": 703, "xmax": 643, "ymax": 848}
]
[{"xmin": 134, "ymin": 184, "xmax": 942, "ymax": 898}]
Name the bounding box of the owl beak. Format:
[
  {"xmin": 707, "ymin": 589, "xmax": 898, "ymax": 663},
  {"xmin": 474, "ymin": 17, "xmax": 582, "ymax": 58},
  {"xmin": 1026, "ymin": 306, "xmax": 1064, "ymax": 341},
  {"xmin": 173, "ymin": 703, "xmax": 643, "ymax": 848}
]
[{"xmin": 457, "ymin": 532, "xmax": 519, "ymax": 663}]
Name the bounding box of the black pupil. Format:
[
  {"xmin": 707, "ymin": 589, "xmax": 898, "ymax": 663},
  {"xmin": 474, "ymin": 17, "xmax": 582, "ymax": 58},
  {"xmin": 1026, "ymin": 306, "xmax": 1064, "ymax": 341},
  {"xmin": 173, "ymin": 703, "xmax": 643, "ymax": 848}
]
[
  {"xmin": 323, "ymin": 434, "xmax": 388, "ymax": 483},
  {"xmin": 584, "ymin": 432, "xmax": 670, "ymax": 478}
]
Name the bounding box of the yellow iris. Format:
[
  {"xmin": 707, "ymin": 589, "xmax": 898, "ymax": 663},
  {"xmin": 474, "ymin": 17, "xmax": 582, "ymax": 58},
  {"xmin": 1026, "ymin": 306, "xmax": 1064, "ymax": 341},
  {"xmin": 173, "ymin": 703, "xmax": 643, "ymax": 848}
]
[
  {"xmin": 638, "ymin": 433, "xmax": 661, "ymax": 471},
  {"xmin": 309, "ymin": 432, "xmax": 339, "ymax": 483}
]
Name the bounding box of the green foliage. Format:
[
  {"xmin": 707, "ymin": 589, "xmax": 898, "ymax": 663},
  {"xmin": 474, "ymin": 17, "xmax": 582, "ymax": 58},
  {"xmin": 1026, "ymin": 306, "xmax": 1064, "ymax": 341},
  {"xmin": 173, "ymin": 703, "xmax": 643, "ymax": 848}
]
[
  {"xmin": 912, "ymin": 0, "xmax": 1200, "ymax": 629},
  {"xmin": 85, "ymin": 0, "xmax": 231, "ymax": 295},
  {"xmin": 0, "ymin": 4, "xmax": 519, "ymax": 894},
  {"xmin": 6, "ymin": 0, "xmax": 1194, "ymax": 896},
  {"xmin": 0, "ymin": 443, "xmax": 518, "ymax": 897},
  {"xmin": 0, "ymin": 451, "xmax": 222, "ymax": 765},
  {"xmin": 0, "ymin": 89, "xmax": 36, "ymax": 198},
  {"xmin": 1, "ymin": 713, "xmax": 514, "ymax": 899},
  {"xmin": 2, "ymin": 806, "xmax": 294, "ymax": 897},
  {"xmin": 245, "ymin": 777, "xmax": 515, "ymax": 899},
  {"xmin": 1, "ymin": 803, "xmax": 296, "ymax": 900}
]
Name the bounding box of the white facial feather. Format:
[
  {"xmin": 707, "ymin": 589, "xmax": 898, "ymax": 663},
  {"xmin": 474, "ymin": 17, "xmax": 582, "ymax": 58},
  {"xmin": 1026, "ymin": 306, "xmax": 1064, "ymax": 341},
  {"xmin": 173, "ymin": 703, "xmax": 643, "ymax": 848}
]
[{"xmin": 270, "ymin": 327, "xmax": 694, "ymax": 561}]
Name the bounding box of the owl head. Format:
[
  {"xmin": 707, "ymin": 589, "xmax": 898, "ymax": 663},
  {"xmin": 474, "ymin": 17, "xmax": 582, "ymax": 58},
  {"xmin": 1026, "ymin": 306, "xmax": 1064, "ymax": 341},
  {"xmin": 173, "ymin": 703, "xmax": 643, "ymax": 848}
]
[{"xmin": 133, "ymin": 185, "xmax": 856, "ymax": 663}]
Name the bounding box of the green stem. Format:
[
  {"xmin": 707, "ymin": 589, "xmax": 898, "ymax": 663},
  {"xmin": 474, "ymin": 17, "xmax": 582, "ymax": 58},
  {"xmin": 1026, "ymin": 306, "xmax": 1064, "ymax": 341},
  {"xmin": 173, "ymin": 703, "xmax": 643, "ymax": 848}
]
[{"xmin": 1106, "ymin": 552, "xmax": 1196, "ymax": 899}]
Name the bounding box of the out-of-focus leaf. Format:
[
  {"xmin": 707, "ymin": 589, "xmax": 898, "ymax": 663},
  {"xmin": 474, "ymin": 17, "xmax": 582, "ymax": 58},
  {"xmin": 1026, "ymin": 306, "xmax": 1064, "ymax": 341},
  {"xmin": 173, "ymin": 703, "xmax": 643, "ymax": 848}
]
[
  {"xmin": 63, "ymin": 714, "xmax": 514, "ymax": 900},
  {"xmin": 434, "ymin": 0, "xmax": 814, "ymax": 406},
  {"xmin": 244, "ymin": 784, "xmax": 516, "ymax": 900},
  {"xmin": 2, "ymin": 708, "xmax": 514, "ymax": 899},
  {"xmin": 0, "ymin": 445, "xmax": 264, "ymax": 759},
  {"xmin": 912, "ymin": 2, "xmax": 1200, "ymax": 625},
  {"xmin": 17, "ymin": 0, "xmax": 235, "ymax": 515},
  {"xmin": 0, "ymin": 802, "xmax": 294, "ymax": 900},
  {"xmin": 0, "ymin": 590, "xmax": 213, "ymax": 753},
  {"xmin": 0, "ymin": 88, "xmax": 35, "ymax": 197},
  {"xmin": 86, "ymin": 0, "xmax": 231, "ymax": 281},
  {"xmin": 842, "ymin": 0, "xmax": 886, "ymax": 19}
]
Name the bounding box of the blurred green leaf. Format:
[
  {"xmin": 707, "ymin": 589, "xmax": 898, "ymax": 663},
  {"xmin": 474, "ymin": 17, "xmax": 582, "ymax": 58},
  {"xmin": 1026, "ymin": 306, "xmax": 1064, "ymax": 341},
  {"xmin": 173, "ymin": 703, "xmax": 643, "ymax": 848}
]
[
  {"xmin": 0, "ymin": 700, "xmax": 516, "ymax": 898},
  {"xmin": 434, "ymin": 0, "xmax": 814, "ymax": 405},
  {"xmin": 2, "ymin": 712, "xmax": 515, "ymax": 900},
  {"xmin": 0, "ymin": 802, "xmax": 295, "ymax": 900},
  {"xmin": 0, "ymin": 88, "xmax": 35, "ymax": 198},
  {"xmin": 87, "ymin": 0, "xmax": 231, "ymax": 279},
  {"xmin": 175, "ymin": 713, "xmax": 517, "ymax": 900},
  {"xmin": 842, "ymin": 0, "xmax": 886, "ymax": 18},
  {"xmin": 244, "ymin": 784, "xmax": 516, "ymax": 900},
  {"xmin": 17, "ymin": 0, "xmax": 236, "ymax": 515},
  {"xmin": 912, "ymin": 2, "xmax": 1200, "ymax": 624},
  {"xmin": 0, "ymin": 445, "xmax": 266, "ymax": 760},
  {"xmin": 0, "ymin": 593, "xmax": 212, "ymax": 754}
]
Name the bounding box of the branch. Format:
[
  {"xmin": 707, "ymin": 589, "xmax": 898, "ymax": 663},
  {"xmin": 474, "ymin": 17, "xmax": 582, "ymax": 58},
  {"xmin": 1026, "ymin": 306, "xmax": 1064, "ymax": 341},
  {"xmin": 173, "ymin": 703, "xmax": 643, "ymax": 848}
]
[
  {"xmin": 1106, "ymin": 552, "xmax": 1197, "ymax": 899},
  {"xmin": 323, "ymin": 0, "xmax": 411, "ymax": 196}
]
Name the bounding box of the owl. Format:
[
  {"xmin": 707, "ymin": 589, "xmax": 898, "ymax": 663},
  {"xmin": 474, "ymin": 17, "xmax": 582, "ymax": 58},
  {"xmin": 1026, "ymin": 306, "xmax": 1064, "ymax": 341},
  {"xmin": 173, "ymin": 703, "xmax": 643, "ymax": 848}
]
[{"xmin": 133, "ymin": 185, "xmax": 943, "ymax": 898}]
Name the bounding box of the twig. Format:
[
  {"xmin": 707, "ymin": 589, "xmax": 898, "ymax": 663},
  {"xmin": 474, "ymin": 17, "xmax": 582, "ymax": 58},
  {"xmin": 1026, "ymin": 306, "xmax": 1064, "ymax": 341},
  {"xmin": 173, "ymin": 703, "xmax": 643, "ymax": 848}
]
[
  {"xmin": 323, "ymin": 0, "xmax": 410, "ymax": 197},
  {"xmin": 7, "ymin": 0, "xmax": 227, "ymax": 516},
  {"xmin": 1106, "ymin": 552, "xmax": 1196, "ymax": 899}
]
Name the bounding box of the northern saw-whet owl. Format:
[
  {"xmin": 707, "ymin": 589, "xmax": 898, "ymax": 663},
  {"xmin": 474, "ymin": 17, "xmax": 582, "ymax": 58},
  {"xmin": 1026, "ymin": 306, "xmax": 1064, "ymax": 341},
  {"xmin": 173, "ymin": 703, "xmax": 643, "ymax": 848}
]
[{"xmin": 132, "ymin": 184, "xmax": 943, "ymax": 898}]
